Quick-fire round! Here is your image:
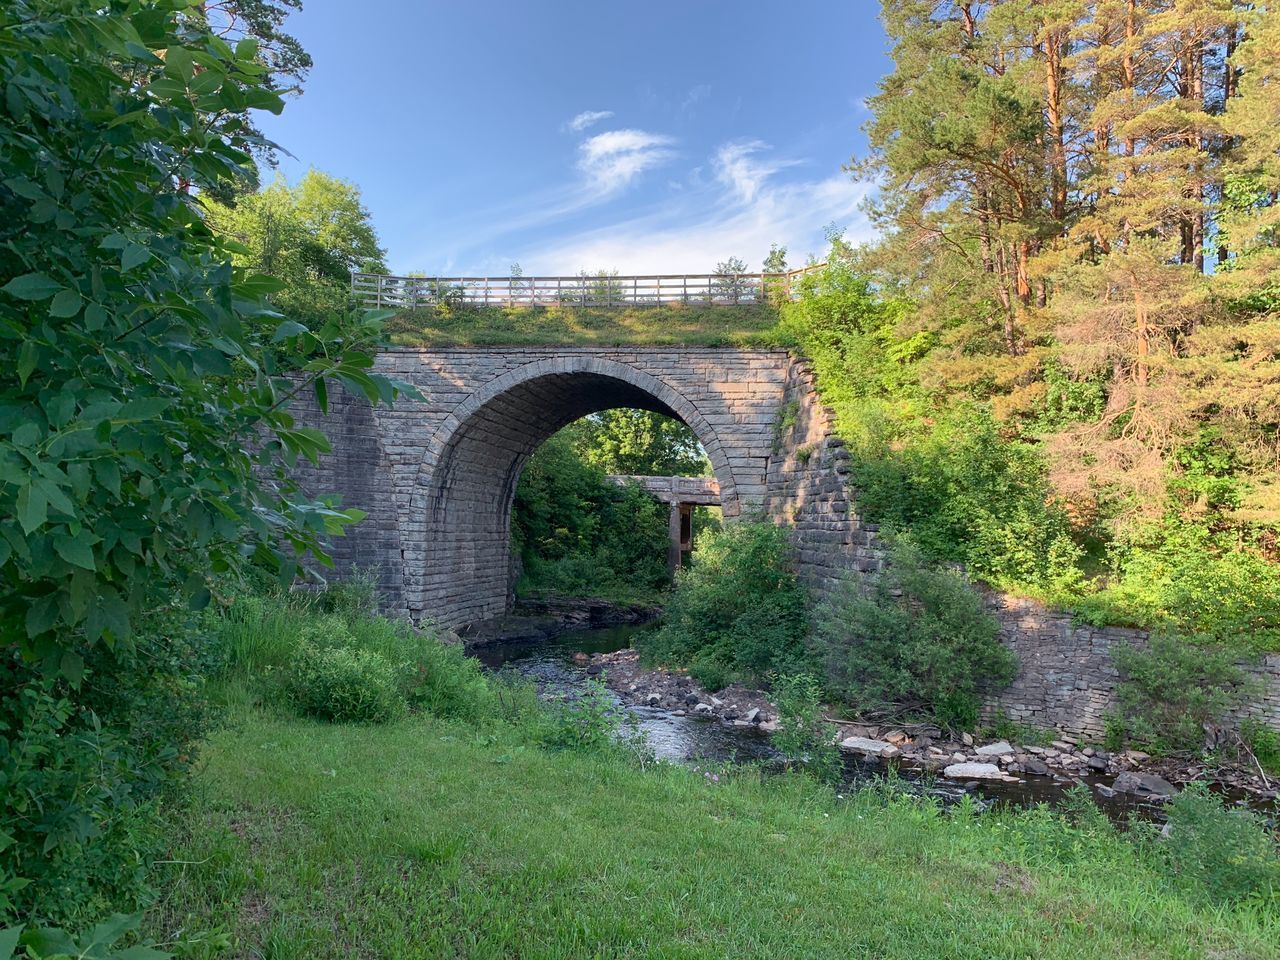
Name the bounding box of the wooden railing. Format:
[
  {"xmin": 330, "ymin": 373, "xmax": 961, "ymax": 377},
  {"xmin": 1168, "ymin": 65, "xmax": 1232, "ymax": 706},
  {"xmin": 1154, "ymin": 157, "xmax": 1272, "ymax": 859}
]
[{"xmin": 351, "ymin": 266, "xmax": 822, "ymax": 309}]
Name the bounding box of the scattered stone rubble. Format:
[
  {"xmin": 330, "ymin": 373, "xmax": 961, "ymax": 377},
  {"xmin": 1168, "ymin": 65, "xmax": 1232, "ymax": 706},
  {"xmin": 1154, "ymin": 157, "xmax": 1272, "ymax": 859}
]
[
  {"xmin": 589, "ymin": 648, "xmax": 1278, "ymax": 801},
  {"xmin": 590, "ymin": 649, "xmax": 779, "ymax": 731}
]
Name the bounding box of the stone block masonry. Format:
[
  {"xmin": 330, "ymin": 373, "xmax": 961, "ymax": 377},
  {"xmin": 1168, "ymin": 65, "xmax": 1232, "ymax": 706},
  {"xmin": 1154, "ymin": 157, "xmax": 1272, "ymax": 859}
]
[
  {"xmin": 289, "ymin": 347, "xmax": 791, "ymax": 629},
  {"xmin": 290, "ymin": 345, "xmax": 1280, "ymax": 737}
]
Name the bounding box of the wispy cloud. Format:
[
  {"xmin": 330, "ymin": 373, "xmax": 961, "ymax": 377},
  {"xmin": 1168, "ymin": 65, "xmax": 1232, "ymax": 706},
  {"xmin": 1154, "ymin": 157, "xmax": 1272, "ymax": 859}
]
[
  {"xmin": 565, "ymin": 109, "xmax": 614, "ymax": 133},
  {"xmin": 681, "ymin": 83, "xmax": 711, "ymax": 113},
  {"xmin": 521, "ymin": 158, "xmax": 874, "ymax": 274},
  {"xmin": 577, "ymin": 129, "xmax": 677, "ymax": 196},
  {"xmin": 714, "ymin": 140, "xmax": 801, "ymax": 204}
]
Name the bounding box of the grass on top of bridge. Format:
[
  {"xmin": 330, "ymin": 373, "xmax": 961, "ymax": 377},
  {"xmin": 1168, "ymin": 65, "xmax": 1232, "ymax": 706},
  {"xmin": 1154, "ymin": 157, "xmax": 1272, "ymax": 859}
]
[{"xmin": 384, "ymin": 302, "xmax": 789, "ymax": 348}]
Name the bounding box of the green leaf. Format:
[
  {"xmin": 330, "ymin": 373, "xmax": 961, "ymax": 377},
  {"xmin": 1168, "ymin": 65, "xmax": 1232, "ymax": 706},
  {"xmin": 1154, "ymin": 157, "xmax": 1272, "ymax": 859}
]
[
  {"xmin": 314, "ymin": 376, "xmax": 329, "ymax": 415},
  {"xmin": 25, "ymin": 594, "xmax": 58, "ymax": 639},
  {"xmin": 16, "ymin": 484, "xmax": 47, "ymax": 534},
  {"xmin": 121, "ymin": 244, "xmax": 151, "ymax": 272},
  {"xmin": 85, "ymin": 303, "xmax": 108, "ymax": 330},
  {"xmin": 93, "ymin": 459, "xmax": 121, "ymax": 496},
  {"xmin": 12, "ymin": 422, "xmax": 39, "ymax": 447},
  {"xmin": 49, "ymin": 288, "xmax": 82, "ymax": 318},
  {"xmin": 53, "ymin": 531, "xmax": 98, "ymax": 571},
  {"xmin": 164, "ymin": 46, "xmax": 195, "ymax": 82},
  {"xmin": 271, "ymin": 320, "xmax": 308, "ymax": 342},
  {"xmin": 2, "ymin": 273, "xmax": 61, "ymax": 301},
  {"xmin": 17, "ymin": 341, "xmax": 37, "ymax": 386},
  {"xmin": 59, "ymin": 651, "xmax": 85, "ymax": 685},
  {"xmin": 69, "ymin": 568, "xmax": 95, "ymax": 618},
  {"xmin": 0, "ymin": 925, "xmax": 22, "ymax": 960},
  {"xmin": 118, "ymin": 398, "xmax": 169, "ymax": 420}
]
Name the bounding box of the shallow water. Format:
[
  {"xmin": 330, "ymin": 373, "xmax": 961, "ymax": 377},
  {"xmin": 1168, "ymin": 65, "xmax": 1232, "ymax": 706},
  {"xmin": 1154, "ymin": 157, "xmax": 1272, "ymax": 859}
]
[
  {"xmin": 472, "ymin": 623, "xmax": 1277, "ymax": 821},
  {"xmin": 473, "ymin": 623, "xmax": 775, "ymax": 764}
]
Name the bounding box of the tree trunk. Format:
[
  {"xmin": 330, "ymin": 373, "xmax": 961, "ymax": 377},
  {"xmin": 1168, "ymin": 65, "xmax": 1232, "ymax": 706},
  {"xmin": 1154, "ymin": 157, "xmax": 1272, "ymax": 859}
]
[{"xmin": 1045, "ymin": 27, "xmax": 1069, "ymax": 224}]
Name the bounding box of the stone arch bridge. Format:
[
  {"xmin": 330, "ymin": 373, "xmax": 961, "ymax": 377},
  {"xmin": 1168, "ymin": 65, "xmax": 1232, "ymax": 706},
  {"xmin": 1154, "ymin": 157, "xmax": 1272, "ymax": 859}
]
[
  {"xmin": 288, "ymin": 343, "xmax": 1280, "ymax": 741},
  {"xmin": 290, "ymin": 346, "xmax": 867, "ymax": 629}
]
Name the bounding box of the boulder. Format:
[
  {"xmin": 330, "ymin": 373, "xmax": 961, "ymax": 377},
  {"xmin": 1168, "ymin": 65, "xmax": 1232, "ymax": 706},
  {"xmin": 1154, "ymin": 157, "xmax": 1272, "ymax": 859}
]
[
  {"xmin": 1024, "ymin": 758, "xmax": 1050, "ymax": 776},
  {"xmin": 839, "ymin": 737, "xmax": 901, "ymax": 759},
  {"xmin": 1112, "ymin": 771, "xmax": 1177, "ymax": 799},
  {"xmin": 744, "ymin": 707, "xmax": 761, "ymax": 724},
  {"xmin": 975, "ymin": 740, "xmax": 1014, "ymax": 757},
  {"xmin": 693, "ymin": 703, "xmax": 714, "ymax": 716},
  {"xmin": 645, "ymin": 693, "xmax": 661, "ymax": 707},
  {"xmin": 943, "ymin": 762, "xmax": 1004, "ymax": 780}
]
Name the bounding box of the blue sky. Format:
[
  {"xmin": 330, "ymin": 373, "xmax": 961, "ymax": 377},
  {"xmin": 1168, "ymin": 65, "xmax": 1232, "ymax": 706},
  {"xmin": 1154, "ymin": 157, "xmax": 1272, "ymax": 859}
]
[{"xmin": 258, "ymin": 2, "xmax": 891, "ymax": 276}]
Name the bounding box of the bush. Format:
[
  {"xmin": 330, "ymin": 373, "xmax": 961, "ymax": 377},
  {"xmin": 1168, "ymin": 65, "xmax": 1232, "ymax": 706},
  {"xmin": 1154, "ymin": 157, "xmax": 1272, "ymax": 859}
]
[
  {"xmin": 772, "ymin": 674, "xmax": 840, "ymax": 784},
  {"xmin": 812, "ymin": 541, "xmax": 1017, "ymax": 728},
  {"xmin": 211, "ymin": 589, "xmax": 501, "ymax": 725},
  {"xmin": 1241, "ymin": 718, "xmax": 1280, "ymax": 775},
  {"xmin": 849, "ymin": 406, "xmax": 1085, "ymax": 595},
  {"xmin": 286, "ymin": 645, "xmax": 407, "ymax": 725},
  {"xmin": 541, "ymin": 681, "xmax": 631, "ymax": 752},
  {"xmin": 1155, "ymin": 782, "xmax": 1280, "ymax": 905},
  {"xmin": 1110, "ymin": 635, "xmax": 1253, "ymax": 754},
  {"xmin": 639, "ymin": 522, "xmax": 809, "ymax": 685},
  {"xmin": 512, "ymin": 433, "xmax": 671, "ymax": 603},
  {"xmin": 1078, "ymin": 526, "xmax": 1280, "ymax": 650},
  {"xmin": 688, "ymin": 659, "xmax": 731, "ymax": 692},
  {"xmin": 0, "ymin": 619, "xmax": 208, "ymax": 928}
]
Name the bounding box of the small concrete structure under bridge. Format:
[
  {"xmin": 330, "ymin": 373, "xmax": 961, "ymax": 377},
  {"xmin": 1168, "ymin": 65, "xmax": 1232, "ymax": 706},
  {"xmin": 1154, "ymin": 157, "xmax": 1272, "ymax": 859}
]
[{"xmin": 605, "ymin": 475, "xmax": 720, "ymax": 573}]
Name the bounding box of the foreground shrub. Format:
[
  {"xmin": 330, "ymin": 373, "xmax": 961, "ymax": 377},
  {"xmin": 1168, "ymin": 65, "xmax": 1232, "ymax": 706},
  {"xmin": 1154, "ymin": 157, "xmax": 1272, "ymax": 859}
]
[
  {"xmin": 1155, "ymin": 782, "xmax": 1280, "ymax": 905},
  {"xmin": 639, "ymin": 522, "xmax": 809, "ymax": 684},
  {"xmin": 286, "ymin": 645, "xmax": 407, "ymax": 724},
  {"xmin": 0, "ymin": 0, "xmax": 403, "ymax": 931},
  {"xmin": 1109, "ymin": 635, "xmax": 1252, "ymax": 754},
  {"xmin": 0, "ymin": 619, "xmax": 208, "ymax": 927},
  {"xmin": 812, "ymin": 541, "xmax": 1016, "ymax": 728}
]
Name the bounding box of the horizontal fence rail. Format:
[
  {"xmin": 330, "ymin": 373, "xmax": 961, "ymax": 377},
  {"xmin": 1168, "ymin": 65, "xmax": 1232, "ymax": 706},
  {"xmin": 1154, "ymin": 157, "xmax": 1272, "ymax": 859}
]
[{"xmin": 351, "ymin": 266, "xmax": 823, "ymax": 309}]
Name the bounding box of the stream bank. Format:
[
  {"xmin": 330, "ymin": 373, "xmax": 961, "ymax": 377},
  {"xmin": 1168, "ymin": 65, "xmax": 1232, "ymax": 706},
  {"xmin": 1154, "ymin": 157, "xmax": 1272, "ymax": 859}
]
[
  {"xmin": 587, "ymin": 649, "xmax": 1279, "ymax": 815},
  {"xmin": 465, "ymin": 618, "xmax": 1277, "ymax": 817}
]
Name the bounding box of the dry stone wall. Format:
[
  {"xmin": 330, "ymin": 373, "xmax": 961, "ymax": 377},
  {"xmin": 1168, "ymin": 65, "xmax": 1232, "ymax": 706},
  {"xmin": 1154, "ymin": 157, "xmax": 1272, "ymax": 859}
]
[{"xmin": 765, "ymin": 358, "xmax": 1280, "ymax": 738}]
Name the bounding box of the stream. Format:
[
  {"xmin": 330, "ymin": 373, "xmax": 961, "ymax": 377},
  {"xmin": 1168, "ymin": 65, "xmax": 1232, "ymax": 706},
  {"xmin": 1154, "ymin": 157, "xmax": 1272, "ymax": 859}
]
[{"xmin": 471, "ymin": 622, "xmax": 1278, "ymax": 822}]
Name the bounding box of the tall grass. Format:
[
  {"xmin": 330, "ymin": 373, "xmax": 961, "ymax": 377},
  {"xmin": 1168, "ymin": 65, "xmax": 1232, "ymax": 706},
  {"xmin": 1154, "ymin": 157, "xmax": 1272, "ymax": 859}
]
[{"xmin": 206, "ymin": 584, "xmax": 502, "ymax": 724}]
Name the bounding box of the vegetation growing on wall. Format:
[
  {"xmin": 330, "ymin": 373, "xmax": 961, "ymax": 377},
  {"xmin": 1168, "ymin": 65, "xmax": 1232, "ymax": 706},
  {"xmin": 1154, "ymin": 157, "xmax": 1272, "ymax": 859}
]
[{"xmin": 385, "ymin": 302, "xmax": 783, "ymax": 347}]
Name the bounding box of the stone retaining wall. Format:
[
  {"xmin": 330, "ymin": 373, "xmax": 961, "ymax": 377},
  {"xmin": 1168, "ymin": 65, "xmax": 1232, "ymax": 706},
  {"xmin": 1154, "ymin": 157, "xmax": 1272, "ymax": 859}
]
[{"xmin": 765, "ymin": 356, "xmax": 1280, "ymax": 738}]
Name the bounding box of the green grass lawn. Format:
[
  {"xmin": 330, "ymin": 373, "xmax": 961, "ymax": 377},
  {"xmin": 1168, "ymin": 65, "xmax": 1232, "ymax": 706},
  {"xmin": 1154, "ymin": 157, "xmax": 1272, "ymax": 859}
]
[
  {"xmin": 385, "ymin": 303, "xmax": 788, "ymax": 348},
  {"xmin": 146, "ymin": 710, "xmax": 1278, "ymax": 960}
]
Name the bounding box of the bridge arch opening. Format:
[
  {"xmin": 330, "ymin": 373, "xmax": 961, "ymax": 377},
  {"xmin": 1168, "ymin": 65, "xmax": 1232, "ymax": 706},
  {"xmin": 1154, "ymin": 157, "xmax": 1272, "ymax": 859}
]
[{"xmin": 406, "ymin": 358, "xmax": 741, "ymax": 628}]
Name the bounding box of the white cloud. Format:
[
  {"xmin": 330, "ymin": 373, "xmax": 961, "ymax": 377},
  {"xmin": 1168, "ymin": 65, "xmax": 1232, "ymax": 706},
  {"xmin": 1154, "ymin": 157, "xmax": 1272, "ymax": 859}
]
[
  {"xmin": 520, "ymin": 165, "xmax": 874, "ymax": 275},
  {"xmin": 565, "ymin": 109, "xmax": 614, "ymax": 133},
  {"xmin": 714, "ymin": 140, "xmax": 800, "ymax": 204},
  {"xmin": 577, "ymin": 129, "xmax": 677, "ymax": 196}
]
